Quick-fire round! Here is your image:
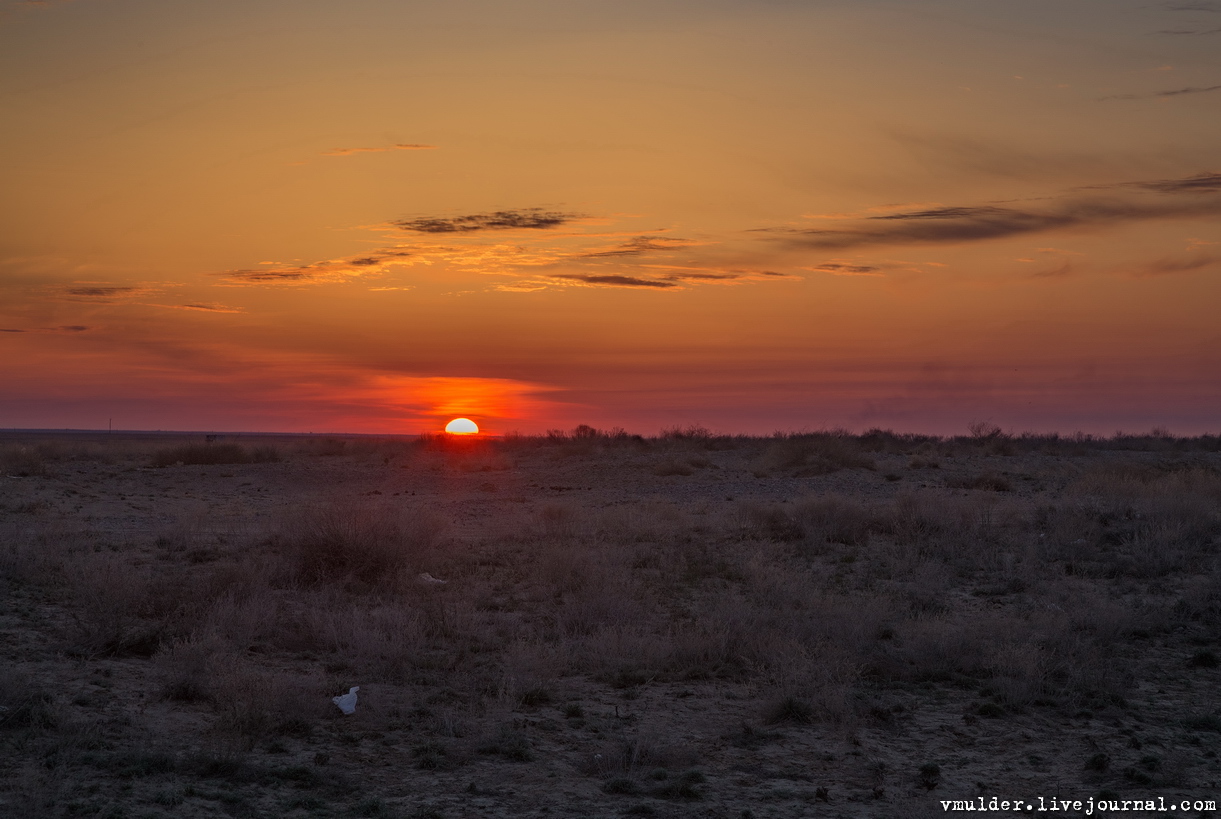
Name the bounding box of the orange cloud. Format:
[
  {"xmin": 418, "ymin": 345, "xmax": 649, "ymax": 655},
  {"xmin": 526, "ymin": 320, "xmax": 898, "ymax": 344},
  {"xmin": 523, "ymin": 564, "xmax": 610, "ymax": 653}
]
[{"xmin": 211, "ymin": 211, "xmax": 798, "ymax": 293}]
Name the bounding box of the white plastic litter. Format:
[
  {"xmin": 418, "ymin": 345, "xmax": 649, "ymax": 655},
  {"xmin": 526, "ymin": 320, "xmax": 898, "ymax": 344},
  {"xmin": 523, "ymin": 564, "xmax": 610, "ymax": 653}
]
[
  {"xmin": 332, "ymin": 686, "xmax": 359, "ymax": 715},
  {"xmin": 418, "ymin": 573, "xmax": 447, "ymax": 585}
]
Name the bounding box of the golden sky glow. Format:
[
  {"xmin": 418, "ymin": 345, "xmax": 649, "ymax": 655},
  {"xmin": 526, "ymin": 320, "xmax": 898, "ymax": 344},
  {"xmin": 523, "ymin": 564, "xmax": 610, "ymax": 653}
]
[{"xmin": 1, "ymin": 0, "xmax": 1219, "ymax": 434}]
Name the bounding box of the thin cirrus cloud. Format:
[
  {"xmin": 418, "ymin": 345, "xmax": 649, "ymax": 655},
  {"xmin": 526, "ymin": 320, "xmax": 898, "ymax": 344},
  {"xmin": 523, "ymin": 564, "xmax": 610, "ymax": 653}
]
[
  {"xmin": 1133, "ymin": 253, "xmax": 1218, "ymax": 277},
  {"xmin": 1101, "ymin": 84, "xmax": 1221, "ymax": 100},
  {"xmin": 322, "ymin": 144, "xmax": 436, "ymax": 157},
  {"xmin": 1127, "ymin": 171, "xmax": 1221, "ymax": 193},
  {"xmin": 1163, "ymin": 1, "xmax": 1221, "ymax": 12},
  {"xmin": 393, "ymin": 208, "xmax": 581, "ymax": 233},
  {"xmin": 771, "ymin": 172, "xmax": 1221, "ymax": 250}
]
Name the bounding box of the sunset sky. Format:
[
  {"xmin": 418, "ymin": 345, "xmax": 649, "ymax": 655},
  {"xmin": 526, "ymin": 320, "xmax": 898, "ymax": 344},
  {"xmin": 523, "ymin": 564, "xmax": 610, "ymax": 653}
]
[{"xmin": 2, "ymin": 0, "xmax": 1218, "ymax": 435}]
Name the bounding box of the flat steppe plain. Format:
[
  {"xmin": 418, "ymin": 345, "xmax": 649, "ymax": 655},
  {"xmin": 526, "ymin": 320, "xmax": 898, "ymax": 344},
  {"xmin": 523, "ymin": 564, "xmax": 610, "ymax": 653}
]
[{"xmin": 1, "ymin": 430, "xmax": 1220, "ymax": 818}]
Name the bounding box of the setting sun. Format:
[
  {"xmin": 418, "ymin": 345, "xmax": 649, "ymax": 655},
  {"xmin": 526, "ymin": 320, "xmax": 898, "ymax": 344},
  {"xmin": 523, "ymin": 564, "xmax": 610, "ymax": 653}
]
[{"xmin": 444, "ymin": 417, "xmax": 479, "ymax": 435}]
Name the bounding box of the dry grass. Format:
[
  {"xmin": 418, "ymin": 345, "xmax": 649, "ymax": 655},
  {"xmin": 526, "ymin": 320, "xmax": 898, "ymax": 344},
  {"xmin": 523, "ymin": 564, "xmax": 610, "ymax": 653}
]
[
  {"xmin": 750, "ymin": 432, "xmax": 877, "ymax": 477},
  {"xmin": 151, "ymin": 442, "xmax": 280, "ymax": 467},
  {"xmin": 1, "ymin": 429, "xmax": 1220, "ymax": 816}
]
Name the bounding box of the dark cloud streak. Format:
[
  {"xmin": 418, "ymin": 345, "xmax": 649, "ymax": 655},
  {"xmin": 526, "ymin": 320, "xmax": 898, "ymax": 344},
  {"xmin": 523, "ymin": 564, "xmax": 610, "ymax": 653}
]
[
  {"xmin": 1102, "ymin": 84, "xmax": 1221, "ymax": 100},
  {"xmin": 1157, "ymin": 84, "xmax": 1221, "ymax": 96},
  {"xmin": 663, "ymin": 272, "xmax": 740, "ymax": 281},
  {"xmin": 552, "ymin": 274, "xmax": 677, "ymax": 288},
  {"xmin": 776, "ymin": 173, "xmax": 1221, "ymax": 250},
  {"xmin": 223, "ymin": 270, "xmax": 310, "ymax": 282},
  {"xmin": 395, "ymin": 209, "xmax": 579, "ymax": 233},
  {"xmin": 809, "ymin": 263, "xmax": 881, "ymax": 274},
  {"xmin": 1132, "ymin": 172, "xmax": 1221, "ymax": 193},
  {"xmin": 1135, "ymin": 253, "xmax": 1218, "ymax": 277},
  {"xmin": 64, "ymin": 286, "xmax": 136, "ymax": 298},
  {"xmin": 582, "ymin": 236, "xmax": 694, "ymax": 257},
  {"xmin": 1163, "ymin": 1, "xmax": 1221, "ymax": 12}
]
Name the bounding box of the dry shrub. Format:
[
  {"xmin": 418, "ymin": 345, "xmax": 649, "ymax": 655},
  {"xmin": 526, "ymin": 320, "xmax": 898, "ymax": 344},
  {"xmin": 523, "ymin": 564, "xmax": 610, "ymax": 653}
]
[
  {"xmin": 861, "ymin": 599, "xmax": 1134, "ymax": 710},
  {"xmin": 858, "ymin": 428, "xmax": 936, "ymax": 454},
  {"xmin": 151, "ymin": 443, "xmax": 269, "ymax": 467},
  {"xmin": 476, "ymin": 721, "xmax": 533, "ymax": 761},
  {"xmin": 537, "ymin": 503, "xmax": 582, "ymax": 540},
  {"xmin": 874, "ymin": 492, "xmax": 1020, "ymax": 575},
  {"xmin": 652, "ymin": 459, "xmax": 695, "ymax": 477},
  {"xmin": 659, "ymin": 424, "xmax": 714, "ymax": 442},
  {"xmin": 597, "ymin": 501, "xmax": 694, "ymax": 546},
  {"xmin": 661, "ymin": 588, "xmax": 873, "ymax": 681},
  {"xmin": 1042, "ymin": 466, "xmax": 1221, "ymax": 578},
  {"xmin": 554, "ymin": 577, "xmax": 641, "ymax": 637},
  {"xmin": 0, "ymin": 521, "xmax": 78, "ymax": 586},
  {"xmin": 569, "ymin": 625, "xmax": 674, "ymax": 678},
  {"xmin": 866, "ymin": 616, "xmax": 1003, "ymax": 686},
  {"xmin": 880, "ymin": 491, "xmax": 963, "ymax": 544},
  {"xmin": 0, "ymin": 445, "xmax": 49, "ymax": 477},
  {"xmin": 1034, "ymin": 504, "xmax": 1100, "ymax": 564},
  {"xmin": 498, "ymin": 640, "xmax": 565, "ymax": 704},
  {"xmin": 1173, "ymin": 569, "xmax": 1221, "ymax": 625},
  {"xmin": 197, "ymin": 585, "xmax": 285, "ymax": 649},
  {"xmin": 750, "ymin": 433, "xmax": 876, "ymax": 477},
  {"xmin": 299, "ymin": 602, "xmax": 428, "ymax": 678},
  {"xmin": 761, "ymin": 636, "xmax": 866, "ymax": 727},
  {"xmin": 595, "ymin": 730, "xmax": 700, "ymax": 776},
  {"xmin": 539, "ymin": 544, "xmax": 644, "ymax": 639},
  {"xmin": 65, "ymin": 552, "xmax": 189, "ymax": 657},
  {"xmin": 946, "ymin": 471, "xmax": 1012, "ymax": 492},
  {"xmin": 1069, "ymin": 461, "xmax": 1221, "ymax": 503},
  {"xmin": 299, "ymin": 437, "xmax": 348, "ymax": 457},
  {"xmin": 536, "ymin": 540, "xmax": 599, "ymax": 593},
  {"xmin": 0, "ymin": 667, "xmax": 55, "ymax": 733},
  {"xmin": 792, "ymin": 495, "xmax": 873, "ymax": 547},
  {"xmin": 249, "ymin": 445, "xmax": 282, "ymax": 463},
  {"xmin": 158, "ymin": 635, "xmax": 228, "ymax": 703},
  {"xmin": 209, "ymin": 661, "xmax": 322, "ymax": 744},
  {"xmin": 733, "ymin": 502, "xmax": 804, "ymax": 542},
  {"xmin": 279, "ymin": 504, "xmax": 444, "ymax": 588}
]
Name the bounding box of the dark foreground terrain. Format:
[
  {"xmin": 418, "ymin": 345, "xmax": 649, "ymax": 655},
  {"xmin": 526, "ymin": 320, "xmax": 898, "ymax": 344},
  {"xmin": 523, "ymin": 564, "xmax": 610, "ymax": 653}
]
[{"xmin": 1, "ymin": 428, "xmax": 1220, "ymax": 818}]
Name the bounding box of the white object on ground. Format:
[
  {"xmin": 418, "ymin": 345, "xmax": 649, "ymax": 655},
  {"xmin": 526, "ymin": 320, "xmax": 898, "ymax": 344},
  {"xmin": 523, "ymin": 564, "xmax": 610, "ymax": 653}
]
[
  {"xmin": 332, "ymin": 686, "xmax": 359, "ymax": 715},
  {"xmin": 418, "ymin": 573, "xmax": 447, "ymax": 585}
]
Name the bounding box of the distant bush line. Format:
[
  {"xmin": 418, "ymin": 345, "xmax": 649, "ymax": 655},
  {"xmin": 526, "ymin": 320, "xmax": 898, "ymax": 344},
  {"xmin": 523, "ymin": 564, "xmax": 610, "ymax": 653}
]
[{"xmin": 150, "ymin": 443, "xmax": 281, "ymax": 467}]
